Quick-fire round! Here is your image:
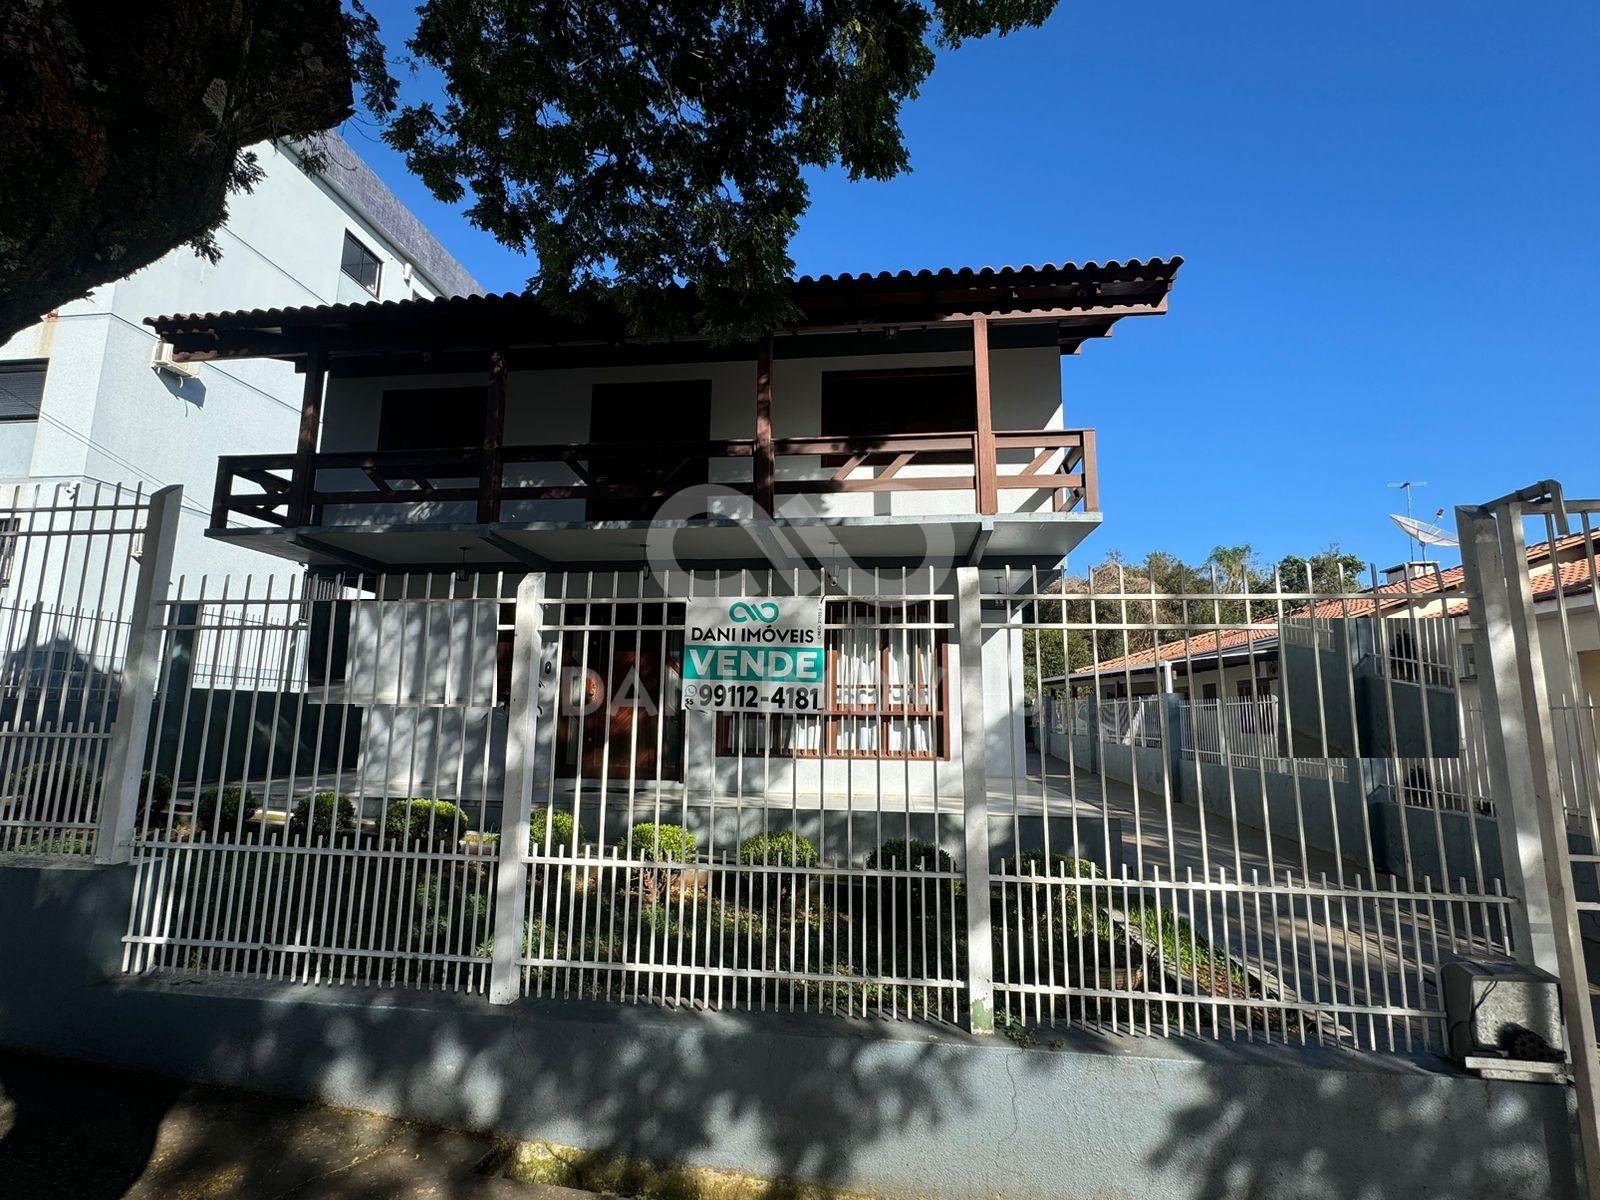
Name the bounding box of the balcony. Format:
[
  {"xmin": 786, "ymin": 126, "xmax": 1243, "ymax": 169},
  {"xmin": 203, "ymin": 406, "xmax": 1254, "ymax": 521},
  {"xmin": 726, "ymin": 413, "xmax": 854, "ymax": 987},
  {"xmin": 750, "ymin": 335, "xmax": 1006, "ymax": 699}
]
[{"xmin": 208, "ymin": 426, "xmax": 1099, "ymax": 570}]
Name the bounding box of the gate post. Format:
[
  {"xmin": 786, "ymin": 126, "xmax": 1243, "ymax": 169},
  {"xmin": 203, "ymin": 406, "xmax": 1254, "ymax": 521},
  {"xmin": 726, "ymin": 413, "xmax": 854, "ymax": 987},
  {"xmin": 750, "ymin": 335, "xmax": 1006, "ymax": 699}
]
[
  {"xmin": 1457, "ymin": 507, "xmax": 1558, "ymax": 964},
  {"xmin": 954, "ymin": 566, "xmax": 995, "ymax": 1033},
  {"xmin": 1459, "ymin": 500, "xmax": 1600, "ymax": 1199},
  {"xmin": 94, "ymin": 484, "xmax": 180, "ymax": 865},
  {"xmin": 490, "ymin": 572, "xmax": 556, "ymax": 1005}
]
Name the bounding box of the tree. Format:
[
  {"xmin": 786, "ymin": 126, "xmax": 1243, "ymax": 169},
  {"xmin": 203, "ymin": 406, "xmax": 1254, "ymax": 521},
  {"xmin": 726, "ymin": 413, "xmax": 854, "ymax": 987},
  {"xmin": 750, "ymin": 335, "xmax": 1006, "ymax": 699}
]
[
  {"xmin": 1274, "ymin": 546, "xmax": 1369, "ymax": 594},
  {"xmin": 379, "ymin": 1, "xmax": 1061, "ymax": 340},
  {"xmin": 0, "ymin": 1, "xmax": 382, "ymax": 345}
]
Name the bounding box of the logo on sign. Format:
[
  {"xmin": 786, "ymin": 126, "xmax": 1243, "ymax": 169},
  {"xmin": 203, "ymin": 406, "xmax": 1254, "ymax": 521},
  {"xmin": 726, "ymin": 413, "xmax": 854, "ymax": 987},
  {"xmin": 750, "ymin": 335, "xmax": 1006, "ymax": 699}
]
[{"xmin": 729, "ymin": 601, "xmax": 781, "ymax": 624}]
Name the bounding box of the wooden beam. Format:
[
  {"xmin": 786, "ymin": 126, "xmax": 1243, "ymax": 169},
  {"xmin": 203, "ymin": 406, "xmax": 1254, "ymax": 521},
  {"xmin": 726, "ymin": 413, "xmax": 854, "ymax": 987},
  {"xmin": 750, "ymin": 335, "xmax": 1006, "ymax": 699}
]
[
  {"xmin": 286, "ymin": 348, "xmax": 327, "ymax": 525},
  {"xmin": 479, "ymin": 348, "xmax": 509, "ymax": 523},
  {"xmin": 972, "ymin": 317, "xmax": 998, "ymax": 516},
  {"xmin": 754, "ymin": 334, "xmax": 776, "ymax": 515},
  {"xmin": 480, "ymin": 531, "xmax": 556, "ymax": 571}
]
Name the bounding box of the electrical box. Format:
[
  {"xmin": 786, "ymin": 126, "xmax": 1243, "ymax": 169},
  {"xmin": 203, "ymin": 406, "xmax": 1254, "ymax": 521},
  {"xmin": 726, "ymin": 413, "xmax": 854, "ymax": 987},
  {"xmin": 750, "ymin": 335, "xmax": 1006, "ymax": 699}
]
[{"xmin": 1442, "ymin": 959, "xmax": 1565, "ymax": 1081}]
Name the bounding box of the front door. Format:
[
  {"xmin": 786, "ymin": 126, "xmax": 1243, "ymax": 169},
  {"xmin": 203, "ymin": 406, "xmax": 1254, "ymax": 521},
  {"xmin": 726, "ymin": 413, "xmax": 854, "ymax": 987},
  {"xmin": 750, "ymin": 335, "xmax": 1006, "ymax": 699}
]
[{"xmin": 587, "ymin": 381, "xmax": 712, "ymax": 521}]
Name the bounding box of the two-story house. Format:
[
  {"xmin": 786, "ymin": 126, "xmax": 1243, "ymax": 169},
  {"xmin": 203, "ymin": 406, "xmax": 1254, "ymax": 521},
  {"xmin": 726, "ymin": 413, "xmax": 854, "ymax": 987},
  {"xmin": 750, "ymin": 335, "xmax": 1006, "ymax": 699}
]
[{"xmin": 142, "ymin": 258, "xmax": 1180, "ymax": 837}]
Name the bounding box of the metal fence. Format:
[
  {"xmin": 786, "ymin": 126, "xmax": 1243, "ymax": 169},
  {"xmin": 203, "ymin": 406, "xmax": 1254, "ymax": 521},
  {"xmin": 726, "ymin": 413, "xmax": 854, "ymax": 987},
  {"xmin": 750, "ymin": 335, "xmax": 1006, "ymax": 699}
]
[
  {"xmin": 0, "ymin": 483, "xmax": 152, "ymax": 857},
  {"xmin": 0, "ymin": 485, "xmax": 1580, "ymax": 1071},
  {"xmin": 987, "ymin": 566, "xmax": 1517, "ymax": 1052},
  {"xmin": 123, "ymin": 570, "xmax": 511, "ymax": 991}
]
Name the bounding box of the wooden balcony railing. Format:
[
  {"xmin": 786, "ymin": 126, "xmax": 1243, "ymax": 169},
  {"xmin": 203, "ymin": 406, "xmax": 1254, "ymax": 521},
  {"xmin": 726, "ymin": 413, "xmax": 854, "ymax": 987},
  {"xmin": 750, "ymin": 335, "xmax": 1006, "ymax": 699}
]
[{"xmin": 209, "ymin": 428, "xmax": 1097, "ymax": 530}]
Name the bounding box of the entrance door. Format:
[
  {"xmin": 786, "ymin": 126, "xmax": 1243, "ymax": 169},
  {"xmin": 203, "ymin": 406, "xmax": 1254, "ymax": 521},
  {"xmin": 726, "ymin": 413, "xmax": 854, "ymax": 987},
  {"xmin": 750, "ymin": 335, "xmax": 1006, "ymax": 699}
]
[
  {"xmin": 555, "ymin": 605, "xmax": 684, "ymax": 782},
  {"xmin": 587, "ymin": 381, "xmax": 712, "ymax": 521}
]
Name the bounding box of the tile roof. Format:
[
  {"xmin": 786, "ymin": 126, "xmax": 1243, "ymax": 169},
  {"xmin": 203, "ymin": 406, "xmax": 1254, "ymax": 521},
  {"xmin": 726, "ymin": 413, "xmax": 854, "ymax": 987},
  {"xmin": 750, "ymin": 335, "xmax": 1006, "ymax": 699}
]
[
  {"xmin": 144, "ymin": 256, "xmax": 1184, "ymax": 363},
  {"xmin": 1074, "ymin": 536, "xmax": 1600, "ymax": 677}
]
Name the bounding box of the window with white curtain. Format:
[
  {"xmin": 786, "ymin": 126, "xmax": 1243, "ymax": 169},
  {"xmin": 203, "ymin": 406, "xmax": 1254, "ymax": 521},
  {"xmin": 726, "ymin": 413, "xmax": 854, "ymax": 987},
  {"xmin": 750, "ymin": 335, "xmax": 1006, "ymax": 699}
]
[{"xmin": 717, "ymin": 600, "xmax": 949, "ymax": 760}]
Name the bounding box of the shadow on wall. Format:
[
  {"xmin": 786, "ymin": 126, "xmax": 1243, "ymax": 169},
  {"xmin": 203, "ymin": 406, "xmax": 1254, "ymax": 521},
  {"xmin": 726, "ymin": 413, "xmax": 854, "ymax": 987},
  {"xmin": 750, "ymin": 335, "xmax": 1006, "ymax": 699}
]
[{"xmin": 1148, "ymin": 1060, "xmax": 1577, "ymax": 1200}]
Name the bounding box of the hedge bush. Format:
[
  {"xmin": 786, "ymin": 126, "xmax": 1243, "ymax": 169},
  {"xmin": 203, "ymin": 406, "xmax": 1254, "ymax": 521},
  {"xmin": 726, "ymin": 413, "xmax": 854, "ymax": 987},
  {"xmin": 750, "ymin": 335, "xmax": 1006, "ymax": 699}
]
[
  {"xmin": 289, "ymin": 791, "xmax": 357, "ymax": 841},
  {"xmin": 195, "ymin": 785, "xmax": 261, "ymax": 838},
  {"xmin": 1015, "ymin": 850, "xmax": 1100, "ymax": 879},
  {"xmin": 865, "ymin": 837, "xmax": 954, "ymax": 872},
  {"xmin": 384, "ymin": 798, "xmax": 468, "ymax": 846},
  {"xmin": 737, "ymin": 831, "xmax": 818, "ymax": 868},
  {"xmin": 529, "ymin": 808, "xmax": 576, "ymax": 852},
  {"xmin": 629, "ymin": 822, "xmax": 696, "ymax": 862}
]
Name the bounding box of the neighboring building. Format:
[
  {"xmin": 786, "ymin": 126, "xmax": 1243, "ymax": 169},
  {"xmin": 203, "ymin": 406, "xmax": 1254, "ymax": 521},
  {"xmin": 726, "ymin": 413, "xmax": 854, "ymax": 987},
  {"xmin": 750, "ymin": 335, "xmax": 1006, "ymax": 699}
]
[
  {"xmin": 0, "ymin": 134, "xmax": 480, "ymax": 584},
  {"xmin": 144, "ymin": 258, "xmax": 1181, "ymax": 799}
]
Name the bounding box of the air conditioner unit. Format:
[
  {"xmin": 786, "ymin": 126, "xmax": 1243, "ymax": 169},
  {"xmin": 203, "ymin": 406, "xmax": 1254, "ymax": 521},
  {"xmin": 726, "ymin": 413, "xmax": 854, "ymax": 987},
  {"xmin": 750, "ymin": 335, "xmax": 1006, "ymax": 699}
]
[{"xmin": 150, "ymin": 339, "xmax": 201, "ymax": 381}]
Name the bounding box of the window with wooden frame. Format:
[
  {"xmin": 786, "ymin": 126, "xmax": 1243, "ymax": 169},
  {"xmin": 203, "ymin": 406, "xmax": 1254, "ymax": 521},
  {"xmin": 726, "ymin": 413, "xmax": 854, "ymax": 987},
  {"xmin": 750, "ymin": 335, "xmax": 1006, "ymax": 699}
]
[{"xmin": 716, "ymin": 600, "xmax": 950, "ymax": 760}]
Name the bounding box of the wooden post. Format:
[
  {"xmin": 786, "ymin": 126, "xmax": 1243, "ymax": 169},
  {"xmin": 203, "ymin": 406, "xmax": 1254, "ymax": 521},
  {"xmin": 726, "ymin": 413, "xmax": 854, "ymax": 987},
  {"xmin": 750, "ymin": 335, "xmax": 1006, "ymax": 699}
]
[
  {"xmin": 1080, "ymin": 428, "xmax": 1099, "ymax": 512},
  {"xmin": 479, "ymin": 348, "xmax": 509, "ymax": 524},
  {"xmin": 972, "ymin": 317, "xmax": 998, "ymax": 516},
  {"xmin": 287, "ymin": 348, "xmax": 327, "ymax": 526},
  {"xmin": 754, "ymin": 334, "xmax": 776, "ymax": 516}
]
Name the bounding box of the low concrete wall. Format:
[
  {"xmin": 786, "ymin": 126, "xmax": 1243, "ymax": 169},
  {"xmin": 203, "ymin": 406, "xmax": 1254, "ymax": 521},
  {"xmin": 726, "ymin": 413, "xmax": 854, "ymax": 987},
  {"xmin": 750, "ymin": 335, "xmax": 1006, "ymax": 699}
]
[{"xmin": 0, "ymin": 859, "xmax": 1581, "ymax": 1200}]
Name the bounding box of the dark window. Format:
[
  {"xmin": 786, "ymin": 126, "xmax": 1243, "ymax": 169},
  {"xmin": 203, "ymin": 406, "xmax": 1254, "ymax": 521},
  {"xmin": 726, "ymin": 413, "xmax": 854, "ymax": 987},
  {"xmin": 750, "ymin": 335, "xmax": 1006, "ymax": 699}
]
[
  {"xmin": 377, "ymin": 388, "xmax": 486, "ymax": 452},
  {"xmin": 0, "ymin": 517, "xmax": 19, "ymax": 587},
  {"xmin": 0, "ymin": 362, "xmax": 45, "ymax": 422},
  {"xmin": 587, "ymin": 380, "xmax": 712, "ymax": 521},
  {"xmin": 340, "ymin": 232, "xmax": 382, "ymax": 296},
  {"xmin": 819, "ymin": 367, "xmax": 976, "ymax": 465}
]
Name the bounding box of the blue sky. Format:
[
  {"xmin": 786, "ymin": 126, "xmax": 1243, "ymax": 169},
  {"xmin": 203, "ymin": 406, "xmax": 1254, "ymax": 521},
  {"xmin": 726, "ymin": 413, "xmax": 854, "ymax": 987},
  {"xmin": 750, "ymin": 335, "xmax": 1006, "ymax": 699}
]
[{"xmin": 338, "ymin": 1, "xmax": 1599, "ymax": 571}]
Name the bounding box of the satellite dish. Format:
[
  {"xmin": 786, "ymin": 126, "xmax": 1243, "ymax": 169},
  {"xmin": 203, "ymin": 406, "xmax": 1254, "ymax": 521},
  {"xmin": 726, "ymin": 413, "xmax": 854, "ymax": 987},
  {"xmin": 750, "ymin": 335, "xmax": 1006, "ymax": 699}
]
[{"xmin": 1390, "ymin": 513, "xmax": 1458, "ymax": 548}]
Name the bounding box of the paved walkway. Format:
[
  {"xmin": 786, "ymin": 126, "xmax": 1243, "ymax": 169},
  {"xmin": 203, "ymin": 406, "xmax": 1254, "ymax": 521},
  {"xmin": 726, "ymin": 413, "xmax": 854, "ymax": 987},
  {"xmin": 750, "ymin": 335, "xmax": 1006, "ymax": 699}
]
[{"xmin": 0, "ymin": 1052, "xmax": 595, "ymax": 1200}]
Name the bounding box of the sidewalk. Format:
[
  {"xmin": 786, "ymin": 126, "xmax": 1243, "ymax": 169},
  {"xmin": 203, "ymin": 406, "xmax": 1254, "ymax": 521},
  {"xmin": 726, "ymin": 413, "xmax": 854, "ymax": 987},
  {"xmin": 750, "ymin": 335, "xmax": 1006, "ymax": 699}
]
[{"xmin": 0, "ymin": 1051, "xmax": 596, "ymax": 1200}]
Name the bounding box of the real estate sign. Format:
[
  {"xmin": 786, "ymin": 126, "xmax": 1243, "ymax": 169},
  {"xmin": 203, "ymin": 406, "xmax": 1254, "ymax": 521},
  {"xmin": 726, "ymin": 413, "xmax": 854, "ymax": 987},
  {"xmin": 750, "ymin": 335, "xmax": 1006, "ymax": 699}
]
[{"xmin": 682, "ymin": 597, "xmax": 825, "ymax": 714}]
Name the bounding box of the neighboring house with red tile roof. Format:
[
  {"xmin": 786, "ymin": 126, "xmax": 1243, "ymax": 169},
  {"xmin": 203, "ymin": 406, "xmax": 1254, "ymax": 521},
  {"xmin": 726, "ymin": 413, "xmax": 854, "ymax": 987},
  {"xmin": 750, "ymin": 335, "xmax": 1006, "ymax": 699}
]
[{"xmin": 1056, "ymin": 535, "xmax": 1600, "ymax": 708}]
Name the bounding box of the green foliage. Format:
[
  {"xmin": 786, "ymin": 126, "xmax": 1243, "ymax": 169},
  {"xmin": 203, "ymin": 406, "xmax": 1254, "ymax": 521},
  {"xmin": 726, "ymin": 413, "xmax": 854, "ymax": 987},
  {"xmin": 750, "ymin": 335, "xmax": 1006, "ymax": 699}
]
[
  {"xmin": 529, "ymin": 808, "xmax": 576, "ymax": 852},
  {"xmin": 195, "ymin": 785, "xmax": 261, "ymax": 839},
  {"xmin": 375, "ymin": 1, "xmax": 1061, "ymax": 341},
  {"xmin": 0, "ymin": 1, "xmax": 379, "ymax": 345},
  {"xmin": 737, "ymin": 831, "xmax": 818, "ymax": 868},
  {"xmin": 12, "ymin": 759, "xmax": 98, "ymax": 800},
  {"xmin": 629, "ymin": 822, "xmax": 697, "ymax": 862},
  {"xmin": 413, "ymin": 876, "xmax": 492, "ymax": 945},
  {"xmin": 288, "ymin": 791, "xmax": 357, "ymax": 841},
  {"xmin": 1014, "ymin": 850, "xmax": 1099, "ymax": 879},
  {"xmin": 138, "ymin": 772, "xmax": 172, "ymax": 826},
  {"xmin": 866, "ymin": 837, "xmax": 954, "ymax": 872},
  {"xmin": 385, "ymin": 798, "xmax": 469, "ymax": 847}
]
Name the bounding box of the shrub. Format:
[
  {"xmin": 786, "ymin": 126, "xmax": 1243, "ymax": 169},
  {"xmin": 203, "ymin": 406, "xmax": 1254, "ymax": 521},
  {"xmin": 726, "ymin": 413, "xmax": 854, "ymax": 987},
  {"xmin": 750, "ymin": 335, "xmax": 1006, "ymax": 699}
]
[
  {"xmin": 195, "ymin": 785, "xmax": 261, "ymax": 839},
  {"xmin": 289, "ymin": 791, "xmax": 357, "ymax": 841},
  {"xmin": 738, "ymin": 831, "xmax": 818, "ymax": 868},
  {"xmin": 12, "ymin": 760, "xmax": 99, "ymax": 801},
  {"xmin": 1015, "ymin": 850, "xmax": 1099, "ymax": 879},
  {"xmin": 866, "ymin": 837, "xmax": 955, "ymax": 873},
  {"xmin": 629, "ymin": 822, "xmax": 696, "ymax": 862},
  {"xmin": 385, "ymin": 798, "xmax": 468, "ymax": 847},
  {"xmin": 529, "ymin": 808, "xmax": 576, "ymax": 853}
]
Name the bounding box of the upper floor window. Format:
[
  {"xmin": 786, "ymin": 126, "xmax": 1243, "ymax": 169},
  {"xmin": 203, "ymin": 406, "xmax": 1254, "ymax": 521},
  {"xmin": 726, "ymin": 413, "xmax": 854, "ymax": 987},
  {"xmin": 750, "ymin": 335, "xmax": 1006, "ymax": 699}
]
[
  {"xmin": 340, "ymin": 232, "xmax": 381, "ymax": 296},
  {"xmin": 0, "ymin": 362, "xmax": 45, "ymax": 423}
]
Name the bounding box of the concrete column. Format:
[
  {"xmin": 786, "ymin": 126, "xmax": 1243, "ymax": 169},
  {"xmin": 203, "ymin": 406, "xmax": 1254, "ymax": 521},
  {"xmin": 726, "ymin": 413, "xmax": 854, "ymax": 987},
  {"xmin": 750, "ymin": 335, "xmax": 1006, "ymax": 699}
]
[
  {"xmin": 490, "ymin": 573, "xmax": 556, "ymax": 1005},
  {"xmin": 94, "ymin": 485, "xmax": 180, "ymax": 865},
  {"xmin": 954, "ymin": 566, "xmax": 994, "ymax": 1034}
]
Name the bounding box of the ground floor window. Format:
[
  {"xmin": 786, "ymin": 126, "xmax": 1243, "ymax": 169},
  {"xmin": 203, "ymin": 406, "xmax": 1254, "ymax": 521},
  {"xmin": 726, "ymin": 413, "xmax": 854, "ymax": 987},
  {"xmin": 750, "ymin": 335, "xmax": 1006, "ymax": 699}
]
[{"xmin": 717, "ymin": 600, "xmax": 951, "ymax": 761}]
